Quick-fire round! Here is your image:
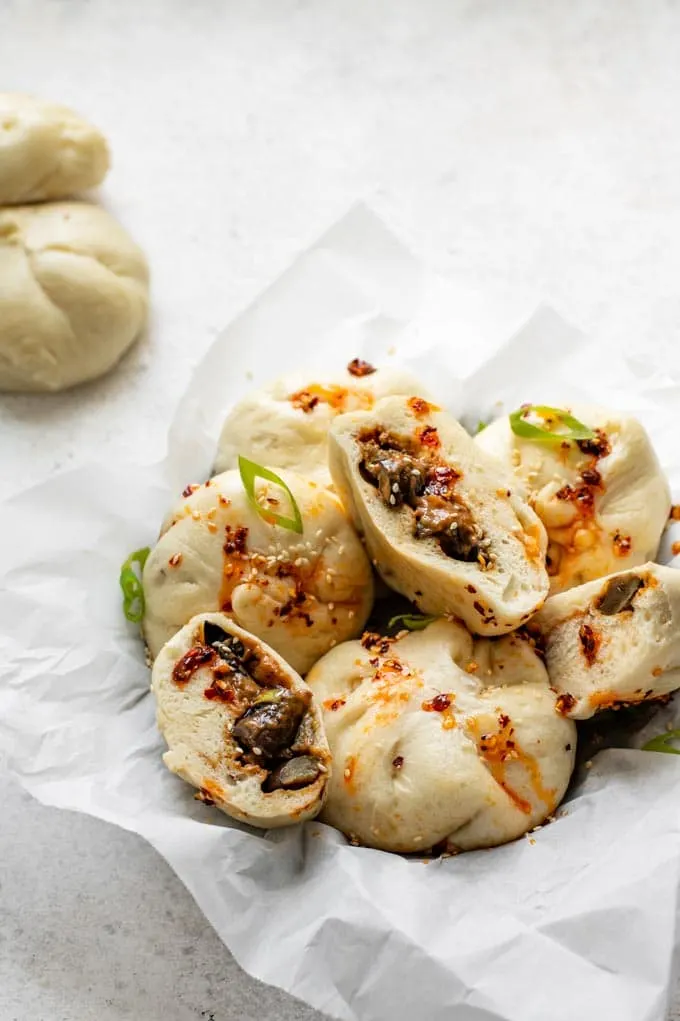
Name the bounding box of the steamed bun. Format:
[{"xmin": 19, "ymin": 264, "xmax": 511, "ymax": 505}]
[
  {"xmin": 152, "ymin": 612, "xmax": 331, "ymax": 828},
  {"xmin": 0, "ymin": 93, "xmax": 109, "ymax": 204},
  {"xmin": 307, "ymin": 620, "xmax": 575, "ymax": 853},
  {"xmin": 0, "ymin": 202, "xmax": 148, "ymax": 391},
  {"xmin": 214, "ymin": 361, "xmax": 429, "ymax": 483},
  {"xmin": 476, "ymin": 405, "xmax": 670, "ymax": 593},
  {"xmin": 535, "ymin": 563, "xmax": 680, "ymax": 719},
  {"xmin": 143, "ymin": 469, "xmax": 374, "ymax": 674},
  {"xmin": 328, "ymin": 395, "xmax": 549, "ymax": 634}
]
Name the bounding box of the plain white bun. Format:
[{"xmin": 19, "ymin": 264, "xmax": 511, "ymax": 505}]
[
  {"xmin": 535, "ymin": 563, "xmax": 680, "ymax": 719},
  {"xmin": 476, "ymin": 405, "xmax": 670, "ymax": 593},
  {"xmin": 307, "ymin": 619, "xmax": 575, "ymax": 853},
  {"xmin": 214, "ymin": 363, "xmax": 430, "ymax": 483},
  {"xmin": 152, "ymin": 612, "xmax": 331, "ymax": 828},
  {"xmin": 0, "ymin": 93, "xmax": 109, "ymax": 204},
  {"xmin": 328, "ymin": 395, "xmax": 549, "ymax": 634},
  {"xmin": 0, "ymin": 202, "xmax": 148, "ymax": 392},
  {"xmin": 143, "ymin": 469, "xmax": 374, "ymax": 674}
]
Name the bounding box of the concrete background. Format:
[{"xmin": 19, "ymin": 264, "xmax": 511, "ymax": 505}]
[{"xmin": 1, "ymin": 1, "xmax": 680, "ymax": 1018}]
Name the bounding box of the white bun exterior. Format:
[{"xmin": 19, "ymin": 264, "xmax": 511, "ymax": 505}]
[
  {"xmin": 0, "ymin": 93, "xmax": 109, "ymax": 204},
  {"xmin": 307, "ymin": 620, "xmax": 575, "ymax": 853},
  {"xmin": 0, "ymin": 202, "xmax": 148, "ymax": 392},
  {"xmin": 214, "ymin": 364, "xmax": 430, "ymax": 483},
  {"xmin": 143, "ymin": 469, "xmax": 374, "ymax": 674}
]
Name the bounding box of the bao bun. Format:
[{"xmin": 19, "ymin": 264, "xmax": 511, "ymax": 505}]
[
  {"xmin": 143, "ymin": 469, "xmax": 374, "ymax": 674},
  {"xmin": 307, "ymin": 620, "xmax": 576, "ymax": 853},
  {"xmin": 328, "ymin": 395, "xmax": 549, "ymax": 635}
]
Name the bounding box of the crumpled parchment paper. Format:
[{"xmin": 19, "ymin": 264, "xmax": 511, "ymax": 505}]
[{"xmin": 1, "ymin": 205, "xmax": 680, "ymax": 1021}]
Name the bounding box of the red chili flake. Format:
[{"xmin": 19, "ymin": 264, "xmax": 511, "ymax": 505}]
[
  {"xmin": 576, "ymin": 429, "xmax": 611, "ymax": 459},
  {"xmin": 290, "ymin": 389, "xmax": 320, "ymax": 413},
  {"xmin": 204, "ymin": 686, "xmax": 235, "ymax": 703},
  {"xmin": 392, "ymin": 755, "xmax": 404, "ymax": 770},
  {"xmin": 172, "ymin": 645, "xmax": 214, "ymax": 685},
  {"xmin": 407, "ymin": 396, "xmax": 432, "ymax": 417},
  {"xmin": 670, "ymin": 506, "xmax": 680, "ymax": 522},
  {"xmin": 324, "ymin": 698, "xmax": 346, "ymax": 711},
  {"xmin": 182, "ymin": 483, "xmax": 199, "ymax": 498},
  {"xmin": 195, "ymin": 789, "xmax": 215, "ymax": 806},
  {"xmin": 218, "ymin": 494, "xmax": 229, "ymax": 507},
  {"xmin": 473, "ymin": 601, "xmax": 486, "ymax": 616},
  {"xmin": 423, "ymin": 464, "xmax": 460, "ymax": 497},
  {"xmin": 578, "ymin": 623, "xmax": 601, "ymax": 666},
  {"xmin": 423, "ymin": 693, "xmax": 451, "ymax": 712},
  {"xmin": 224, "ymin": 525, "xmax": 248, "ymax": 556},
  {"xmin": 672, "ymin": 541, "xmax": 680, "ymax": 557},
  {"xmin": 347, "ymin": 358, "xmax": 377, "ymax": 378},
  {"xmin": 168, "ymin": 553, "xmax": 183, "ymax": 568},
  {"xmin": 613, "ymin": 531, "xmax": 632, "ymax": 557},
  {"xmin": 418, "ymin": 425, "xmax": 440, "ymax": 449},
  {"xmin": 555, "ymin": 693, "xmax": 576, "ymax": 715},
  {"xmin": 466, "ymin": 584, "xmax": 477, "ymax": 594},
  {"xmin": 498, "ymin": 713, "xmax": 510, "ymax": 729},
  {"xmin": 580, "ymin": 467, "xmax": 602, "ymax": 488}
]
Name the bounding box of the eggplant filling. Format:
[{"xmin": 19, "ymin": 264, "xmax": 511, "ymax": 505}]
[
  {"xmin": 595, "ymin": 575, "xmax": 644, "ymax": 616},
  {"xmin": 201, "ymin": 622, "xmax": 322, "ymax": 791},
  {"xmin": 359, "ymin": 434, "xmax": 486, "ymax": 562}
]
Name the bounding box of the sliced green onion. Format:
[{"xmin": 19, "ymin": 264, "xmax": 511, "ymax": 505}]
[
  {"xmin": 238, "ymin": 455, "xmax": 303, "ymax": 534},
  {"xmin": 475, "ymin": 420, "xmax": 488, "ymax": 434},
  {"xmin": 509, "ymin": 405, "xmax": 595, "ymax": 443},
  {"xmin": 253, "ymin": 688, "xmax": 285, "ymax": 705},
  {"xmin": 388, "ymin": 613, "xmax": 438, "ymax": 631},
  {"xmin": 120, "ymin": 546, "xmax": 150, "ymax": 624},
  {"xmin": 642, "ymin": 729, "xmax": 680, "ymax": 755}
]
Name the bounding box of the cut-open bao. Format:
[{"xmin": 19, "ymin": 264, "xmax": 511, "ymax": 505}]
[
  {"xmin": 143, "ymin": 469, "xmax": 374, "ymax": 674},
  {"xmin": 475, "ymin": 405, "xmax": 671, "ymax": 594},
  {"xmin": 535, "ymin": 562, "xmax": 680, "ymax": 720},
  {"xmin": 214, "ymin": 362, "xmax": 429, "ymax": 483},
  {"xmin": 307, "ymin": 619, "xmax": 576, "ymax": 853},
  {"xmin": 328, "ymin": 395, "xmax": 549, "ymax": 635},
  {"xmin": 152, "ymin": 613, "xmax": 331, "ymax": 827}
]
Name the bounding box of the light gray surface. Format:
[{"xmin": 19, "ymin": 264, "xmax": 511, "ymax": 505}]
[{"xmin": 2, "ymin": 0, "xmax": 680, "ymax": 1018}]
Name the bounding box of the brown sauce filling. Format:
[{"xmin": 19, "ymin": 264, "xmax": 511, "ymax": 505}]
[
  {"xmin": 358, "ymin": 429, "xmax": 487, "ymax": 563},
  {"xmin": 173, "ymin": 621, "xmax": 322, "ymax": 792}
]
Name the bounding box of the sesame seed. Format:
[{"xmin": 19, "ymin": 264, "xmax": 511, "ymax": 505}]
[
  {"xmin": 207, "ymin": 508, "xmax": 217, "ymax": 520},
  {"xmin": 330, "ymin": 639, "xmax": 337, "ymax": 647},
  {"xmin": 348, "ymin": 610, "xmax": 355, "ymax": 619},
  {"xmin": 252, "ymin": 747, "xmax": 262, "ymax": 757},
  {"xmin": 191, "ymin": 510, "xmax": 201, "ymax": 520},
  {"xmin": 392, "ymin": 483, "xmax": 399, "ymax": 493},
  {"xmin": 207, "ymin": 522, "xmax": 218, "ymax": 533},
  {"xmin": 326, "ymin": 573, "xmax": 333, "ymax": 584},
  {"xmin": 328, "ymin": 602, "xmax": 335, "ymax": 610},
  {"xmin": 389, "ymin": 495, "xmax": 396, "ymax": 505}
]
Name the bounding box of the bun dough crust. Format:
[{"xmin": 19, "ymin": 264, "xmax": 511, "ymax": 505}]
[
  {"xmin": 535, "ymin": 563, "xmax": 680, "ymax": 719},
  {"xmin": 143, "ymin": 469, "xmax": 374, "ymax": 674},
  {"xmin": 0, "ymin": 202, "xmax": 148, "ymax": 392},
  {"xmin": 328, "ymin": 395, "xmax": 549, "ymax": 635},
  {"xmin": 0, "ymin": 93, "xmax": 109, "ymax": 204},
  {"xmin": 307, "ymin": 620, "xmax": 575, "ymax": 853},
  {"xmin": 476, "ymin": 406, "xmax": 671, "ymax": 593},
  {"xmin": 214, "ymin": 365, "xmax": 429, "ymax": 483},
  {"xmin": 152, "ymin": 613, "xmax": 331, "ymax": 828}
]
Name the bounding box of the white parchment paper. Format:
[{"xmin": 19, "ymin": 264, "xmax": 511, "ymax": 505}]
[{"xmin": 2, "ymin": 206, "xmax": 680, "ymax": 1021}]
